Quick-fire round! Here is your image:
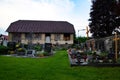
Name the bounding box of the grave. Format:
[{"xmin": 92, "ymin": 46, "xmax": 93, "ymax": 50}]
[
  {"xmin": 67, "ymin": 48, "xmax": 120, "ymax": 67},
  {"xmin": 44, "ymin": 35, "xmax": 52, "ymax": 53},
  {"xmin": 44, "ymin": 43, "xmax": 52, "ymax": 53},
  {"xmin": 7, "ymin": 42, "xmax": 16, "ymax": 50},
  {"xmin": 26, "ymin": 50, "xmax": 35, "ymax": 57}
]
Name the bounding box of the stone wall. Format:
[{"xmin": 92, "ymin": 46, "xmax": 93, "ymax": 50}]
[{"xmin": 85, "ymin": 35, "xmax": 120, "ymax": 53}]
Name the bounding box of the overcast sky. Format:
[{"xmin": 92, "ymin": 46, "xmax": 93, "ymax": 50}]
[{"xmin": 0, "ymin": 0, "xmax": 91, "ymax": 36}]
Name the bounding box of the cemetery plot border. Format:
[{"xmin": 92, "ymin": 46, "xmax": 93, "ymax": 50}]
[
  {"xmin": 68, "ymin": 53, "xmax": 120, "ymax": 67},
  {"xmin": 67, "ymin": 49, "xmax": 120, "ymax": 67}
]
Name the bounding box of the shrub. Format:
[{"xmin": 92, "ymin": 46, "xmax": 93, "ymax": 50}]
[
  {"xmin": 24, "ymin": 44, "xmax": 28, "ymax": 49},
  {"xmin": 0, "ymin": 45, "xmax": 9, "ymax": 55},
  {"xmin": 117, "ymin": 58, "xmax": 120, "ymax": 63},
  {"xmin": 34, "ymin": 45, "xmax": 42, "ymax": 51}
]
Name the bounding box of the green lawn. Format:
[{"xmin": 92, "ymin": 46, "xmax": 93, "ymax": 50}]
[{"xmin": 0, "ymin": 50, "xmax": 120, "ymax": 80}]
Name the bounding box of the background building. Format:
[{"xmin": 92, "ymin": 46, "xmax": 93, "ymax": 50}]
[{"xmin": 6, "ymin": 20, "xmax": 75, "ymax": 45}]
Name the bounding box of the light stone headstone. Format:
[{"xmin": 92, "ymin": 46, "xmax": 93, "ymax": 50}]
[
  {"xmin": 3, "ymin": 40, "xmax": 7, "ymax": 46},
  {"xmin": 45, "ymin": 36, "xmax": 50, "ymax": 43}
]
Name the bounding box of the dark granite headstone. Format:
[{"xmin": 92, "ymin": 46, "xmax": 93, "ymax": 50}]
[
  {"xmin": 7, "ymin": 42, "xmax": 16, "ymax": 50},
  {"xmin": 44, "ymin": 43, "xmax": 52, "ymax": 53}
]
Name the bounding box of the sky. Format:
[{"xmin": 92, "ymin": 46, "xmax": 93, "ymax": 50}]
[{"xmin": 0, "ymin": 0, "xmax": 92, "ymax": 36}]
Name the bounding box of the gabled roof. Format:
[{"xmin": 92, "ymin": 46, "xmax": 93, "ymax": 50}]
[{"xmin": 6, "ymin": 20, "xmax": 75, "ymax": 34}]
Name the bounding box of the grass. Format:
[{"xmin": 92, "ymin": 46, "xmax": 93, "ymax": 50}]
[{"xmin": 0, "ymin": 50, "xmax": 120, "ymax": 80}]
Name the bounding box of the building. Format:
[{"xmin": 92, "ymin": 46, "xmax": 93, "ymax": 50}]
[
  {"xmin": 0, "ymin": 34, "xmax": 8, "ymax": 46},
  {"xmin": 6, "ymin": 20, "xmax": 75, "ymax": 45}
]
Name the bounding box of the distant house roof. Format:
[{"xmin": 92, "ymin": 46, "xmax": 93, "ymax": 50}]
[
  {"xmin": 6, "ymin": 20, "xmax": 75, "ymax": 34},
  {"xmin": 0, "ymin": 34, "xmax": 8, "ymax": 40}
]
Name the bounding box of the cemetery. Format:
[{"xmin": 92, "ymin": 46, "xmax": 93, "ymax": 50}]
[
  {"xmin": 67, "ymin": 34, "xmax": 120, "ymax": 67},
  {"xmin": 0, "ymin": 31, "xmax": 120, "ymax": 67},
  {"xmin": 0, "ymin": 0, "xmax": 120, "ymax": 80},
  {"xmin": 0, "ymin": 40, "xmax": 54, "ymax": 58}
]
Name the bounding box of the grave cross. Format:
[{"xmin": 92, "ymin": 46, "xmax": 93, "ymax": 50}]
[
  {"xmin": 113, "ymin": 33, "xmax": 120, "ymax": 62},
  {"xmin": 86, "ymin": 26, "xmax": 90, "ymax": 39}
]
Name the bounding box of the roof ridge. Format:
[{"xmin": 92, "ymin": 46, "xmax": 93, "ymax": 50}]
[{"xmin": 17, "ymin": 20, "xmax": 68, "ymax": 23}]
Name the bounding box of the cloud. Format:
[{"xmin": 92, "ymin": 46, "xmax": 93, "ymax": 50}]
[
  {"xmin": 0, "ymin": 0, "xmax": 74, "ymax": 26},
  {"xmin": 0, "ymin": 0, "xmax": 91, "ymax": 36},
  {"xmin": 87, "ymin": 0, "xmax": 91, "ymax": 3}
]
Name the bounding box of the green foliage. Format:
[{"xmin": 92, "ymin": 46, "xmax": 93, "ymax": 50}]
[
  {"xmin": 0, "ymin": 45, "xmax": 9, "ymax": 54},
  {"xmin": 86, "ymin": 51, "xmax": 93, "ymax": 55},
  {"xmin": 74, "ymin": 36, "xmax": 87, "ymax": 44},
  {"xmin": 24, "ymin": 44, "xmax": 28, "ymax": 49},
  {"xmin": 33, "ymin": 45, "xmax": 42, "ymax": 51},
  {"xmin": 78, "ymin": 37, "xmax": 87, "ymax": 43},
  {"xmin": 89, "ymin": 0, "xmax": 119, "ymax": 38},
  {"xmin": 99, "ymin": 52, "xmax": 108, "ymax": 57},
  {"xmin": 42, "ymin": 51, "xmax": 49, "ymax": 56},
  {"xmin": 15, "ymin": 43, "xmax": 21, "ymax": 48},
  {"xmin": 117, "ymin": 58, "xmax": 120, "ymax": 63}
]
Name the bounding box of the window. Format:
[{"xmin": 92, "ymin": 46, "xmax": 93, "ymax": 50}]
[
  {"xmin": 12, "ymin": 33, "xmax": 21, "ymax": 41},
  {"xmin": 64, "ymin": 34, "xmax": 70, "ymax": 41},
  {"xmin": 25, "ymin": 33, "xmax": 32, "ymax": 40},
  {"xmin": 33, "ymin": 33, "xmax": 41, "ymax": 40},
  {"xmin": 55, "ymin": 34, "xmax": 60, "ymax": 41}
]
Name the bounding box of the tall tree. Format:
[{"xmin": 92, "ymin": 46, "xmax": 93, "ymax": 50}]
[
  {"xmin": 113, "ymin": 0, "xmax": 120, "ymax": 33},
  {"xmin": 89, "ymin": 0, "xmax": 119, "ymax": 38}
]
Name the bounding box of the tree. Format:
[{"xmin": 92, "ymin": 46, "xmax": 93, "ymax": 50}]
[
  {"xmin": 74, "ymin": 36, "xmax": 87, "ymax": 44},
  {"xmin": 89, "ymin": 0, "xmax": 119, "ymax": 38},
  {"xmin": 113, "ymin": 0, "xmax": 120, "ymax": 33}
]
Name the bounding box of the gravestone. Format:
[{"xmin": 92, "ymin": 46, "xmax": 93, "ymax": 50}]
[
  {"xmin": 44, "ymin": 36, "xmax": 52, "ymax": 53},
  {"xmin": 45, "ymin": 36, "xmax": 50, "ymax": 43},
  {"xmin": 3, "ymin": 40, "xmax": 7, "ymax": 46},
  {"xmin": 7, "ymin": 42, "xmax": 16, "ymax": 50},
  {"xmin": 27, "ymin": 50, "xmax": 35, "ymax": 57},
  {"xmin": 44, "ymin": 43, "xmax": 52, "ymax": 53},
  {"xmin": 105, "ymin": 38, "xmax": 112, "ymax": 52}
]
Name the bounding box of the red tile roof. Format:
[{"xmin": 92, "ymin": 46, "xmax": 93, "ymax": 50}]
[{"xmin": 6, "ymin": 20, "xmax": 75, "ymax": 33}]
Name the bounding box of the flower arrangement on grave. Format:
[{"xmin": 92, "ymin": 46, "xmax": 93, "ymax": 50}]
[
  {"xmin": 16, "ymin": 47, "xmax": 26, "ymax": 55},
  {"xmin": 35, "ymin": 51, "xmax": 44, "ymax": 57},
  {"xmin": 17, "ymin": 48, "xmax": 26, "ymax": 52},
  {"xmin": 97, "ymin": 52, "xmax": 108, "ymax": 63}
]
